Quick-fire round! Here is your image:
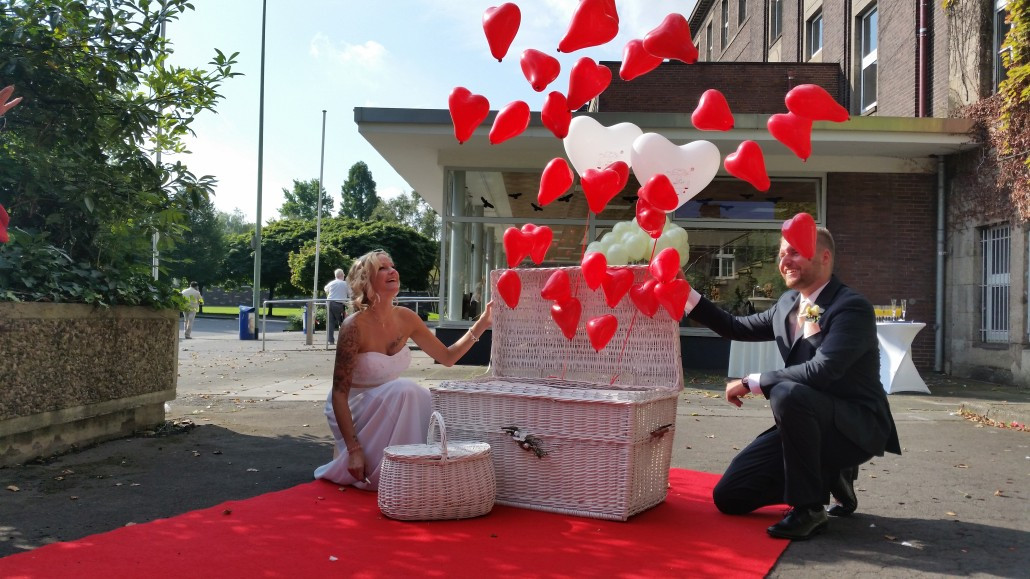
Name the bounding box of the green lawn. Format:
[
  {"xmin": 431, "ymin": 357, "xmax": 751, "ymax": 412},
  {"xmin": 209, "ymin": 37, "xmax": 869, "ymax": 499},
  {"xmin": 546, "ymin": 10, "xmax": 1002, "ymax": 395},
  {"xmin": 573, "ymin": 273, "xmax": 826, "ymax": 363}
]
[{"xmin": 201, "ymin": 306, "xmax": 439, "ymax": 321}]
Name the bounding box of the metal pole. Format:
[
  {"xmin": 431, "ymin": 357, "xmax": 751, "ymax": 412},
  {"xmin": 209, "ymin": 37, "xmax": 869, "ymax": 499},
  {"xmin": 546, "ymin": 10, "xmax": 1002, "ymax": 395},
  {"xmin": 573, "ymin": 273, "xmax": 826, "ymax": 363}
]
[
  {"xmin": 252, "ymin": 0, "xmax": 267, "ymax": 320},
  {"xmin": 308, "ymin": 110, "xmax": 327, "ymax": 346},
  {"xmin": 152, "ymin": 18, "xmax": 167, "ymax": 282}
]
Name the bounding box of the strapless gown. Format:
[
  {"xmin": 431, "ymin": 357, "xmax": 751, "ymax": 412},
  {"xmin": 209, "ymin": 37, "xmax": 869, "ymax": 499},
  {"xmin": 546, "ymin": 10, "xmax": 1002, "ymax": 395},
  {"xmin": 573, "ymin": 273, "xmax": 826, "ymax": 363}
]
[{"xmin": 313, "ymin": 347, "xmax": 431, "ymax": 490}]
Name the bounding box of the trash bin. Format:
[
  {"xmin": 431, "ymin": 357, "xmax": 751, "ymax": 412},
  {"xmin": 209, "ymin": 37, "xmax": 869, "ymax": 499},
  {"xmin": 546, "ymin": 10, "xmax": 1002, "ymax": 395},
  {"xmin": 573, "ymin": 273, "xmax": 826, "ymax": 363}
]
[{"xmin": 239, "ymin": 305, "xmax": 258, "ymax": 340}]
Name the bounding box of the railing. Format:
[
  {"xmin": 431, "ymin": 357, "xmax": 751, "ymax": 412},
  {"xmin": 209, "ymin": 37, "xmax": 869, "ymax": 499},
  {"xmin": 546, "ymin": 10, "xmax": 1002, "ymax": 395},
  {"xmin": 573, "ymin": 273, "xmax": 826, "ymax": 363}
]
[{"xmin": 259, "ymin": 297, "xmax": 441, "ymax": 352}]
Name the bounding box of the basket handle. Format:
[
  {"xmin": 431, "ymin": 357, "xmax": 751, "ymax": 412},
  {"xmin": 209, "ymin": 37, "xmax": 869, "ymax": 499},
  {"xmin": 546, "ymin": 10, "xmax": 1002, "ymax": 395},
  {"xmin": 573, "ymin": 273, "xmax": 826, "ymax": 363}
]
[{"xmin": 427, "ymin": 410, "xmax": 448, "ymax": 460}]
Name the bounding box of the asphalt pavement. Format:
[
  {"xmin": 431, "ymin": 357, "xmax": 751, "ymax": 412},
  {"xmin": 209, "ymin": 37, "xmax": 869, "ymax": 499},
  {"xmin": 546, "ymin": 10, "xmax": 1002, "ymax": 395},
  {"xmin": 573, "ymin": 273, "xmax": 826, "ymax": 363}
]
[{"xmin": 1, "ymin": 317, "xmax": 1027, "ymax": 577}]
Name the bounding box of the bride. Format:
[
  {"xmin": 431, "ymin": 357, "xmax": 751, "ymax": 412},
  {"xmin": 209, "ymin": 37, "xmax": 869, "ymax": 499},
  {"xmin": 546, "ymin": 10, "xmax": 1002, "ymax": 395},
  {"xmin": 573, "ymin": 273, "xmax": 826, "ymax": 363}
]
[{"xmin": 314, "ymin": 250, "xmax": 493, "ymax": 490}]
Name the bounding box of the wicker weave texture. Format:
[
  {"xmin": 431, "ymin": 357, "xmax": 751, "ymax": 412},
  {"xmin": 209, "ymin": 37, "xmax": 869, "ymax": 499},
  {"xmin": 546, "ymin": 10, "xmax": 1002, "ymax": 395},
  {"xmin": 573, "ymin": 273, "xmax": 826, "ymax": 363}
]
[
  {"xmin": 378, "ymin": 412, "xmax": 496, "ymax": 521},
  {"xmin": 489, "ymin": 265, "xmax": 683, "ymax": 389}
]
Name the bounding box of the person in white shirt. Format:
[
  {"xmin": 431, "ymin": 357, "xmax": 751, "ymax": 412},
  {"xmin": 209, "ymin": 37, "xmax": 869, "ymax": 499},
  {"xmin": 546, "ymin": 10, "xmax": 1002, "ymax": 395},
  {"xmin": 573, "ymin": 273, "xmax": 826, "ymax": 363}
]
[
  {"xmin": 324, "ymin": 268, "xmax": 350, "ymax": 345},
  {"xmin": 180, "ymin": 281, "xmax": 204, "ymax": 339}
]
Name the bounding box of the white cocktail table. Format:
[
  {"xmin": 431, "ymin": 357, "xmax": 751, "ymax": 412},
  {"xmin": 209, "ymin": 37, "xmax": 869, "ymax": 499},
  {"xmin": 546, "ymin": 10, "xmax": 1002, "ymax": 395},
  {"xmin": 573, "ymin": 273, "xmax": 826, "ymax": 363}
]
[{"xmin": 876, "ymin": 322, "xmax": 929, "ymax": 394}]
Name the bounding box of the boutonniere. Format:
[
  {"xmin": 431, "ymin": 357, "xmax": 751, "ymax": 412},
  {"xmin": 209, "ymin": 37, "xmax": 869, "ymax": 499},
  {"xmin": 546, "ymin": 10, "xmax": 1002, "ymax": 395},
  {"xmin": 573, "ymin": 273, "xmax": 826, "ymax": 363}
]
[{"xmin": 800, "ymin": 303, "xmax": 824, "ymax": 325}]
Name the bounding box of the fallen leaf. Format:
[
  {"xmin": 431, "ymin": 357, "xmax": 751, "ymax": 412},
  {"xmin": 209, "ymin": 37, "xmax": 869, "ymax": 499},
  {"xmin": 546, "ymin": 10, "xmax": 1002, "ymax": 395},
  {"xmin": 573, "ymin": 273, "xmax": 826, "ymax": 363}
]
[
  {"xmin": 70, "ymin": 496, "xmax": 79, "ymax": 500},
  {"xmin": 955, "ymin": 464, "xmax": 968, "ymax": 469},
  {"xmin": 328, "ymin": 556, "xmax": 338, "ymax": 562},
  {"xmin": 884, "ymin": 534, "xmax": 897, "ymax": 541},
  {"xmin": 6, "ymin": 485, "xmax": 19, "ymax": 492},
  {"xmin": 222, "ymin": 509, "xmax": 232, "ymax": 515},
  {"xmin": 994, "ymin": 490, "xmax": 1006, "ymax": 497},
  {"xmin": 946, "ymin": 511, "xmax": 957, "ymax": 516},
  {"xmin": 247, "ymin": 468, "xmax": 259, "ymax": 472}
]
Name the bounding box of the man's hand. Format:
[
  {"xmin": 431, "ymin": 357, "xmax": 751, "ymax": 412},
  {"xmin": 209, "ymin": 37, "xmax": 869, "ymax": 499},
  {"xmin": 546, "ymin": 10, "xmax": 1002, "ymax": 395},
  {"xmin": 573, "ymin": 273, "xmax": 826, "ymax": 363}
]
[{"xmin": 725, "ymin": 379, "xmax": 750, "ymax": 407}]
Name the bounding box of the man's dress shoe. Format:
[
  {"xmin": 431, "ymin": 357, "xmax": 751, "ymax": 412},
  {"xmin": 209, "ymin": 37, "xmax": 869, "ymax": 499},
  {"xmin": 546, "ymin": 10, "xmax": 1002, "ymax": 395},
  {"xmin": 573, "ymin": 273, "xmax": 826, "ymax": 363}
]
[
  {"xmin": 767, "ymin": 506, "xmax": 829, "ymax": 540},
  {"xmin": 828, "ymin": 466, "xmax": 858, "ymax": 517}
]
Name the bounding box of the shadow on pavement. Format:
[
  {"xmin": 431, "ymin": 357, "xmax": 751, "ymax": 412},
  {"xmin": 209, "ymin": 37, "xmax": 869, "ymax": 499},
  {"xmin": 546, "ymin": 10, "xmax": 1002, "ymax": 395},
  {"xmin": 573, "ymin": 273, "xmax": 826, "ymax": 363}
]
[{"xmin": 0, "ymin": 423, "xmax": 331, "ymax": 558}]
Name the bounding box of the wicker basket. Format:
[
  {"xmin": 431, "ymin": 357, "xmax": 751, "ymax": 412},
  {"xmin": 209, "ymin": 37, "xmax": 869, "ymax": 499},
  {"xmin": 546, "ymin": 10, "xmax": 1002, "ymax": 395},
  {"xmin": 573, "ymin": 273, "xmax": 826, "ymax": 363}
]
[
  {"xmin": 378, "ymin": 411, "xmax": 496, "ymax": 521},
  {"xmin": 432, "ymin": 265, "xmax": 682, "ymax": 521}
]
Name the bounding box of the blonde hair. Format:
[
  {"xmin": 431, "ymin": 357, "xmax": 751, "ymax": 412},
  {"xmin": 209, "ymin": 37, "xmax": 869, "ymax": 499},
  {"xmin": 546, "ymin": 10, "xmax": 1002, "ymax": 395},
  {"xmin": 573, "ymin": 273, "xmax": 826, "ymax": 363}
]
[{"xmin": 348, "ymin": 250, "xmax": 391, "ymax": 312}]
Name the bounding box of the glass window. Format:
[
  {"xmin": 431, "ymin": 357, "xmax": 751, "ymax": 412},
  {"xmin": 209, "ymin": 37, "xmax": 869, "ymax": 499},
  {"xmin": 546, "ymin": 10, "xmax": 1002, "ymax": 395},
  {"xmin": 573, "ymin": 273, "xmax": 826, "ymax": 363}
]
[
  {"xmin": 739, "ymin": 0, "xmax": 747, "ymax": 25},
  {"xmin": 859, "ymin": 6, "xmax": 878, "ymax": 112},
  {"xmin": 807, "ymin": 10, "xmax": 823, "ymax": 60},
  {"xmin": 994, "ymin": 1, "xmax": 1011, "ymax": 92},
  {"xmin": 706, "ymin": 22, "xmax": 714, "ymax": 61},
  {"xmin": 769, "ymin": 0, "xmax": 783, "ymax": 42},
  {"xmin": 442, "ymin": 169, "xmax": 821, "ymax": 325},
  {"xmin": 722, "ymin": 1, "xmax": 729, "ymax": 49},
  {"xmin": 981, "ymin": 225, "xmax": 1010, "ymax": 343}
]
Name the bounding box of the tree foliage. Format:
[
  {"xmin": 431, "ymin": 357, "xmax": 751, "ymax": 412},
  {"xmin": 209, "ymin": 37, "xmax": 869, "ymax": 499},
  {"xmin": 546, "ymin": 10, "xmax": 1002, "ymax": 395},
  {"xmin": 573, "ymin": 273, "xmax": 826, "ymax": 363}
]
[
  {"xmin": 372, "ymin": 190, "xmax": 441, "ymax": 239},
  {"xmin": 287, "ymin": 241, "xmax": 351, "ymax": 295},
  {"xmin": 279, "ymin": 178, "xmax": 334, "ymax": 221},
  {"xmin": 163, "ymin": 195, "xmax": 226, "ymax": 287},
  {"xmin": 217, "ymin": 208, "xmax": 253, "ymax": 236},
  {"xmin": 0, "ymin": 0, "xmax": 239, "ymax": 306},
  {"xmin": 339, "ymin": 161, "xmax": 380, "ymax": 221}
]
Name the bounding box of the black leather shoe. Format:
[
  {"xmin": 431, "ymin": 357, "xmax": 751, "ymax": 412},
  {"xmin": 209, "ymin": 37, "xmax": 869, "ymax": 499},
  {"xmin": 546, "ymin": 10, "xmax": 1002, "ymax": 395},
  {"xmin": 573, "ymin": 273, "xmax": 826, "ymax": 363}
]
[
  {"xmin": 767, "ymin": 506, "xmax": 828, "ymax": 540},
  {"xmin": 828, "ymin": 466, "xmax": 858, "ymax": 517}
]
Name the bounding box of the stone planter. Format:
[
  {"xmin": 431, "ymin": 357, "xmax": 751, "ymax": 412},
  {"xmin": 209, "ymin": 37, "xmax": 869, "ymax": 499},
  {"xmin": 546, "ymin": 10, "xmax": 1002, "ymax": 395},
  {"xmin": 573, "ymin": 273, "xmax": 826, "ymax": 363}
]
[{"xmin": 0, "ymin": 303, "xmax": 178, "ymax": 466}]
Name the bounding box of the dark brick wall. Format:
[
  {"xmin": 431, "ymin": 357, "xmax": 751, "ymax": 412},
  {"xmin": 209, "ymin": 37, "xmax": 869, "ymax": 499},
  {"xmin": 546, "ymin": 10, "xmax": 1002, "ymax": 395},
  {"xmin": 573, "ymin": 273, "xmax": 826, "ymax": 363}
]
[
  {"xmin": 598, "ymin": 61, "xmax": 844, "ymax": 114},
  {"xmin": 827, "ymin": 172, "xmax": 938, "ymax": 370}
]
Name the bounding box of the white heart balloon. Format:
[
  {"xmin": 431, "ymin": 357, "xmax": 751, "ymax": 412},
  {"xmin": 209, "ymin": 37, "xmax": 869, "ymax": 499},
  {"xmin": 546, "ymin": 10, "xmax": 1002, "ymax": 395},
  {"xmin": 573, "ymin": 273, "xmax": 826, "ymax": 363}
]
[
  {"xmin": 631, "ymin": 133, "xmax": 721, "ymax": 209},
  {"xmin": 563, "ymin": 116, "xmax": 643, "ymax": 178}
]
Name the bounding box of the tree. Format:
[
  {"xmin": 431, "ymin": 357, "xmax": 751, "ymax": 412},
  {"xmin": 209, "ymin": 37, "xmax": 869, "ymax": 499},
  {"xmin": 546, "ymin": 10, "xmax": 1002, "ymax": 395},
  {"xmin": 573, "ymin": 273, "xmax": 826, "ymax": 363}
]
[
  {"xmin": 164, "ymin": 195, "xmax": 226, "ymax": 288},
  {"xmin": 217, "ymin": 208, "xmax": 253, "ymax": 236},
  {"xmin": 0, "ymin": 0, "xmax": 239, "ymax": 307},
  {"xmin": 339, "ymin": 161, "xmax": 380, "ymax": 221},
  {"xmin": 372, "ymin": 190, "xmax": 441, "ymax": 239},
  {"xmin": 288, "ymin": 242, "xmax": 351, "ymax": 295},
  {"xmin": 279, "ymin": 178, "xmax": 334, "ymax": 220}
]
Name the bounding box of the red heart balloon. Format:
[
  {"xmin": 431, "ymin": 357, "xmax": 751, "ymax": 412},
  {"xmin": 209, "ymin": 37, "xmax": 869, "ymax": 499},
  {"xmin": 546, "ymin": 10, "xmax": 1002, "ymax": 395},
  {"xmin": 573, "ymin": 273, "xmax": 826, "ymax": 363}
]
[
  {"xmin": 567, "ymin": 57, "xmax": 612, "ymax": 111},
  {"xmin": 550, "ymin": 297, "xmax": 582, "ymax": 340},
  {"xmin": 654, "ymin": 279, "xmax": 690, "ymax": 320},
  {"xmin": 724, "ymin": 140, "xmax": 770, "ymax": 192},
  {"xmin": 581, "ymin": 166, "xmax": 622, "ymax": 214},
  {"xmin": 586, "ymin": 314, "xmax": 618, "ymax": 352},
  {"xmin": 620, "ymin": 38, "xmax": 663, "ymax": 81},
  {"xmin": 538, "ymin": 157, "xmax": 574, "ymax": 206},
  {"xmin": 642, "ymin": 14, "xmax": 698, "ymax": 64},
  {"xmin": 490, "ymin": 101, "xmax": 531, "ymax": 145},
  {"xmin": 497, "ymin": 269, "xmax": 522, "ymax": 309},
  {"xmin": 691, "ymin": 89, "xmax": 734, "ymax": 131},
  {"xmin": 448, "ymin": 87, "xmax": 490, "ymax": 144},
  {"xmin": 483, "ymin": 3, "xmax": 521, "ymax": 62},
  {"xmin": 608, "ymin": 160, "xmax": 629, "ymax": 190},
  {"xmin": 767, "ymin": 112, "xmax": 813, "ymax": 161},
  {"xmin": 502, "ymin": 226, "xmax": 530, "ymax": 268},
  {"xmin": 601, "ymin": 268, "xmax": 634, "ymax": 308},
  {"xmin": 635, "ymin": 196, "xmax": 667, "ymax": 239},
  {"xmin": 639, "ymin": 174, "xmax": 678, "ymax": 211},
  {"xmin": 520, "ymin": 49, "xmax": 561, "ymax": 92},
  {"xmin": 629, "ymin": 278, "xmax": 660, "ymax": 318},
  {"xmin": 781, "ymin": 212, "xmax": 818, "ymax": 260},
  {"xmin": 0, "ymin": 203, "xmax": 9, "ymax": 244},
  {"xmin": 785, "ymin": 84, "xmax": 850, "ymax": 123},
  {"xmin": 558, "ymin": 0, "xmax": 619, "ymax": 53},
  {"xmin": 524, "ymin": 224, "xmax": 553, "ymax": 264},
  {"xmin": 541, "ymin": 92, "xmax": 572, "ymax": 139},
  {"xmin": 581, "ymin": 252, "xmax": 608, "ymax": 291},
  {"xmin": 541, "ymin": 269, "xmax": 572, "ymax": 302},
  {"xmin": 649, "ymin": 247, "xmax": 681, "ymax": 284}
]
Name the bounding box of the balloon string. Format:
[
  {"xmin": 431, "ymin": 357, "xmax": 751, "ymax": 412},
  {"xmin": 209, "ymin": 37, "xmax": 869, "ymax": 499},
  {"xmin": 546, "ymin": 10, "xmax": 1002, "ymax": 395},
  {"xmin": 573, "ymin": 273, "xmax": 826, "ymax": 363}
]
[{"xmin": 610, "ymin": 308, "xmax": 638, "ymax": 386}]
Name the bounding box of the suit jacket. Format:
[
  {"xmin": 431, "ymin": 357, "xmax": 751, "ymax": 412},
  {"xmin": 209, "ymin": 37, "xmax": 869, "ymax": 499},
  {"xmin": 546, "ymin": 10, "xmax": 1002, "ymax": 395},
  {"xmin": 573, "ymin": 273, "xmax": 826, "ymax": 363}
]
[{"xmin": 689, "ymin": 274, "xmax": 901, "ymax": 456}]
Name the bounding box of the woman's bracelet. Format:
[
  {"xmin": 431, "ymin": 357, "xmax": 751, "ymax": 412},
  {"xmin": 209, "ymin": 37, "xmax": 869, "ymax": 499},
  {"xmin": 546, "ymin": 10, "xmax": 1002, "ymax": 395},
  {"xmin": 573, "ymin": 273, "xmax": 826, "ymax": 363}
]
[
  {"xmin": 346, "ymin": 444, "xmax": 362, "ymax": 454},
  {"xmin": 467, "ymin": 329, "xmax": 479, "ymax": 343}
]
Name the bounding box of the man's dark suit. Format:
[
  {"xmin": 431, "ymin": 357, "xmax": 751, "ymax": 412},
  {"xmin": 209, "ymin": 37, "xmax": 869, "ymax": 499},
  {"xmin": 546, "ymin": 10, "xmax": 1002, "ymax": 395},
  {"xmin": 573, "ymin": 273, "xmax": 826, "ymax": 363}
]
[{"xmin": 689, "ymin": 274, "xmax": 901, "ymax": 512}]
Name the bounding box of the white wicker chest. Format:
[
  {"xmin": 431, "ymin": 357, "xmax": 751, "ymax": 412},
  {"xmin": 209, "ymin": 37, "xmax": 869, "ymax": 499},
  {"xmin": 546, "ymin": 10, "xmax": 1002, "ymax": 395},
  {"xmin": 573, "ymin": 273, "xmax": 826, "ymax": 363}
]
[{"xmin": 431, "ymin": 266, "xmax": 683, "ymax": 521}]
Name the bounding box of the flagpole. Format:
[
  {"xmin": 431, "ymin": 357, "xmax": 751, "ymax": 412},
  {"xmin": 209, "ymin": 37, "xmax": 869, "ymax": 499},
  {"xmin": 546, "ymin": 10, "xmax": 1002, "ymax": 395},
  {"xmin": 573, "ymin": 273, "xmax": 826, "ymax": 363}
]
[{"xmin": 308, "ymin": 110, "xmax": 327, "ymax": 345}]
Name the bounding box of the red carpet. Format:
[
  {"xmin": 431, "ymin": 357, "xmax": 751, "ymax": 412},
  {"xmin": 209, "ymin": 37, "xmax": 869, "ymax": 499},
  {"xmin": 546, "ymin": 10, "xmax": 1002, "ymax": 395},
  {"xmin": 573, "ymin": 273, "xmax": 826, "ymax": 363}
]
[{"xmin": 0, "ymin": 469, "xmax": 788, "ymax": 578}]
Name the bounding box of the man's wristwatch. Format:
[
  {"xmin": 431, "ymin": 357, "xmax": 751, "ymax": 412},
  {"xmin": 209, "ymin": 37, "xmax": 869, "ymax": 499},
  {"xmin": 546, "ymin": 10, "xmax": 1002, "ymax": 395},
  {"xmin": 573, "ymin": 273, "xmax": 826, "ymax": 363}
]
[{"xmin": 741, "ymin": 375, "xmax": 751, "ymax": 393}]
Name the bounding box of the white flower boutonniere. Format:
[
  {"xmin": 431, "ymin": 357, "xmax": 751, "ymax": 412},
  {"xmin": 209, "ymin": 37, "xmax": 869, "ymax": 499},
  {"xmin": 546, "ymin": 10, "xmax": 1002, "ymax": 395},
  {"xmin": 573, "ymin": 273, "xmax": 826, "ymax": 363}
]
[{"xmin": 800, "ymin": 303, "xmax": 824, "ymax": 325}]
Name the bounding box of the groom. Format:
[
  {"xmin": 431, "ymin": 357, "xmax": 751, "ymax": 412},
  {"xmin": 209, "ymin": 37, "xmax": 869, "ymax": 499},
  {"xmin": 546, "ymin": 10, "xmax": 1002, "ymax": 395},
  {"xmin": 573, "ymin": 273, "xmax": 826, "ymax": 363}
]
[{"xmin": 684, "ymin": 223, "xmax": 900, "ymax": 540}]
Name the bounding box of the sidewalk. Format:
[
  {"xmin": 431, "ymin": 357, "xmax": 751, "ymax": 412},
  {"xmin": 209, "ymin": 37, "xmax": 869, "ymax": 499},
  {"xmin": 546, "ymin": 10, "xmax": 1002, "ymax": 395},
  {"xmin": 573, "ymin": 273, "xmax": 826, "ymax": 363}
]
[{"xmin": 2, "ymin": 319, "xmax": 1027, "ymax": 577}]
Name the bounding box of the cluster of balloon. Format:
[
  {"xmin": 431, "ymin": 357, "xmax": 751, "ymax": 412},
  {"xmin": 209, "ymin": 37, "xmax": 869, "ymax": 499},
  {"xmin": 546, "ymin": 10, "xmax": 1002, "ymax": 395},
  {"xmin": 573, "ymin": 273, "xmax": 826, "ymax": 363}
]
[
  {"xmin": 455, "ymin": 3, "xmax": 848, "ymax": 352},
  {"xmin": 586, "ymin": 219, "xmax": 689, "ymax": 267},
  {"xmin": 497, "ymin": 224, "xmax": 554, "ymax": 308}
]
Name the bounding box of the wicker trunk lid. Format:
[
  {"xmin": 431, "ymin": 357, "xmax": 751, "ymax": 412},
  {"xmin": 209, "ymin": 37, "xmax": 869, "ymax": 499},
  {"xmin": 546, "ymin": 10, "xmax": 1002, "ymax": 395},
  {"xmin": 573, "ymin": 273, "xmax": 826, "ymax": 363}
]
[{"xmin": 432, "ymin": 266, "xmax": 683, "ymax": 521}]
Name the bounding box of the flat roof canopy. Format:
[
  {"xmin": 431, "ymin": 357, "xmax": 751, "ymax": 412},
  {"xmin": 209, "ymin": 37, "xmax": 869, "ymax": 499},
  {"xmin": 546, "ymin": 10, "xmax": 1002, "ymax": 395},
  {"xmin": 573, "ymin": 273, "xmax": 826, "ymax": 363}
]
[{"xmin": 355, "ymin": 108, "xmax": 977, "ymax": 215}]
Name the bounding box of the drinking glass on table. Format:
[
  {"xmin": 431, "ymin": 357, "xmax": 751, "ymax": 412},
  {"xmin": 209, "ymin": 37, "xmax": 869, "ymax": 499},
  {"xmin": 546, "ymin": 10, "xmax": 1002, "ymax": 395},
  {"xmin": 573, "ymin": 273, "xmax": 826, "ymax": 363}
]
[
  {"xmin": 900, "ymin": 299, "xmax": 907, "ymax": 321},
  {"xmin": 890, "ymin": 299, "xmax": 897, "ymax": 321}
]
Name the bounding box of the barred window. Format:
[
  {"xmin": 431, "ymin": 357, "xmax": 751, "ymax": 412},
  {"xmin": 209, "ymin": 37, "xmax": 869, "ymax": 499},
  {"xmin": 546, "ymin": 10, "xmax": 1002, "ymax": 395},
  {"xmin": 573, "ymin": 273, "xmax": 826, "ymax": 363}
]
[{"xmin": 981, "ymin": 225, "xmax": 1010, "ymax": 343}]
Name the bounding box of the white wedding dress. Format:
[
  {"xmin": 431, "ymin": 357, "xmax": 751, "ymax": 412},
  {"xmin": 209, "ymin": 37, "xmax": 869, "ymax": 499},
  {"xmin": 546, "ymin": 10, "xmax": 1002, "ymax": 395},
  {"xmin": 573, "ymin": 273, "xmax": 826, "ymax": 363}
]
[{"xmin": 313, "ymin": 347, "xmax": 432, "ymax": 490}]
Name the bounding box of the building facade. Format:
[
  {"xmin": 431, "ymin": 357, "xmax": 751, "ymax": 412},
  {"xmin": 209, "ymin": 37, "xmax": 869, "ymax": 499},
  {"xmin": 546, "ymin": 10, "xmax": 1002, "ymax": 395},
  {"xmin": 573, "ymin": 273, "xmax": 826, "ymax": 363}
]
[{"xmin": 686, "ymin": 0, "xmax": 1026, "ymax": 385}]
